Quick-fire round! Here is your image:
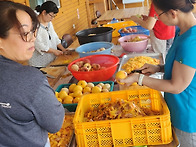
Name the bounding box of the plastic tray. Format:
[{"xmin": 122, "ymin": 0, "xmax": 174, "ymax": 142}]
[
  {"xmin": 118, "ymin": 53, "xmax": 164, "ymax": 90},
  {"xmin": 103, "ymin": 21, "xmax": 137, "ymax": 37},
  {"xmin": 118, "ymin": 53, "xmax": 165, "ymax": 71},
  {"xmin": 56, "ymin": 81, "xmax": 114, "ymax": 112},
  {"xmin": 118, "ymin": 26, "xmax": 150, "ymax": 37},
  {"xmin": 73, "ymin": 88, "xmax": 173, "ymax": 147}
]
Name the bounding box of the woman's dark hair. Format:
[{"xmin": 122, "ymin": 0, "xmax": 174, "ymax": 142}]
[
  {"xmin": 35, "ymin": 1, "xmax": 59, "ymax": 14},
  {"xmin": 153, "ymin": 0, "xmax": 196, "ymax": 13},
  {"xmin": 0, "ymin": 1, "xmax": 39, "ymax": 39}
]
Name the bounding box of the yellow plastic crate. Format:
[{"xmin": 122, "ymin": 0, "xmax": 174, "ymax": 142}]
[
  {"xmin": 103, "ymin": 21, "xmax": 137, "ymax": 37},
  {"xmin": 73, "ymin": 88, "xmax": 173, "ymax": 147}
]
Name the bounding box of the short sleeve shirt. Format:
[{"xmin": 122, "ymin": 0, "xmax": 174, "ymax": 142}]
[
  {"xmin": 148, "ymin": 4, "xmax": 175, "ymax": 40},
  {"xmin": 164, "ymin": 26, "xmax": 196, "ymax": 133},
  {"xmin": 28, "ymin": 22, "xmax": 61, "ymax": 67}
]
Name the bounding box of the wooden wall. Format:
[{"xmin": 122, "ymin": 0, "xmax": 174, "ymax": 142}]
[
  {"xmin": 13, "ymin": 0, "xmax": 150, "ymax": 39},
  {"xmin": 110, "ymin": 0, "xmax": 149, "ymax": 9},
  {"xmin": 13, "ymin": 0, "xmax": 90, "ymax": 40},
  {"xmin": 52, "ymin": 0, "xmax": 89, "ymax": 39},
  {"xmin": 13, "ymin": 0, "xmax": 29, "ymax": 6}
]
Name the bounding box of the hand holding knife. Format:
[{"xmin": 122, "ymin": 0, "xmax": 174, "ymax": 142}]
[{"xmin": 130, "ymin": 69, "xmax": 143, "ymax": 74}]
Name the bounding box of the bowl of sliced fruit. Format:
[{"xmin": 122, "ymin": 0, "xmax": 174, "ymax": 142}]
[
  {"xmin": 76, "ymin": 42, "xmax": 114, "ymax": 58},
  {"xmin": 118, "ymin": 34, "xmax": 149, "ymax": 52},
  {"xmin": 68, "ymin": 54, "xmax": 119, "ymax": 82}
]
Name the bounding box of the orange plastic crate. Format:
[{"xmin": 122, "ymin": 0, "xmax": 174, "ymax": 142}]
[{"xmin": 73, "ymin": 88, "xmax": 173, "ymax": 147}]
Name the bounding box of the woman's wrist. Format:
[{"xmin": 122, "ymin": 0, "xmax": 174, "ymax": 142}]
[{"xmin": 157, "ymin": 64, "xmax": 164, "ymax": 72}]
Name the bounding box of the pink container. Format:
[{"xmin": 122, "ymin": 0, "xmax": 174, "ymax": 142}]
[{"xmin": 118, "ymin": 34, "xmax": 149, "ymax": 52}]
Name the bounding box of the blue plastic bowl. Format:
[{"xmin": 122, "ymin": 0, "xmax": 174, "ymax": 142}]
[
  {"xmin": 118, "ymin": 26, "xmax": 150, "ymax": 37},
  {"xmin": 76, "ymin": 42, "xmax": 114, "ymax": 58}
]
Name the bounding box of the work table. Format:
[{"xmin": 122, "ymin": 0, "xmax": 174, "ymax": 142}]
[
  {"xmin": 97, "ymin": 7, "xmax": 149, "ymax": 25},
  {"xmin": 43, "ymin": 37, "xmax": 180, "ymax": 147}
]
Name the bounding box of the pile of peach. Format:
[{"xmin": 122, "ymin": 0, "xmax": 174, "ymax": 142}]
[
  {"xmin": 121, "ymin": 27, "xmax": 137, "ymax": 33},
  {"xmin": 48, "ymin": 114, "xmax": 74, "ymax": 147},
  {"xmin": 71, "ymin": 59, "xmax": 105, "ymax": 72},
  {"xmin": 55, "ymin": 80, "xmax": 111, "ymax": 104},
  {"xmin": 84, "ymin": 47, "xmax": 106, "ymax": 53}
]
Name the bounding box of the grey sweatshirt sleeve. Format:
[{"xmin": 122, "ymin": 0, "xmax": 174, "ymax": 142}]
[{"xmin": 31, "ymin": 78, "xmax": 65, "ymax": 133}]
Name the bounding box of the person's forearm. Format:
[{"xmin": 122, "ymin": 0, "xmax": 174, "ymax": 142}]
[
  {"xmin": 137, "ymin": 75, "xmax": 182, "ymax": 94},
  {"xmin": 138, "ymin": 19, "xmax": 154, "ymax": 30},
  {"xmin": 131, "ymin": 16, "xmax": 156, "ymax": 30},
  {"xmin": 44, "ymin": 48, "xmax": 55, "ymax": 54},
  {"xmin": 57, "ymin": 44, "xmax": 67, "ymax": 51}
]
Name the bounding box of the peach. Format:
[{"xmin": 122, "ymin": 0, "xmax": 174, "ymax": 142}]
[
  {"xmin": 102, "ymin": 89, "xmax": 109, "ymax": 92},
  {"xmin": 92, "ymin": 63, "xmax": 101, "ymax": 70},
  {"xmin": 103, "ymin": 84, "xmax": 110, "ymax": 90},
  {"xmin": 96, "ymin": 85, "xmax": 102, "ymax": 90},
  {"xmin": 100, "ymin": 47, "xmax": 106, "ymax": 51},
  {"xmin": 83, "ymin": 59, "xmax": 91, "ymax": 64},
  {"xmin": 77, "ymin": 80, "xmax": 87, "ymax": 88},
  {"xmin": 71, "ymin": 64, "xmax": 79, "ymax": 71},
  {"xmin": 87, "ymin": 82, "xmax": 94, "ymax": 88},
  {"xmin": 115, "ymin": 70, "xmax": 127, "ymax": 80},
  {"xmin": 128, "ymin": 27, "xmax": 132, "ymax": 32},
  {"xmin": 115, "ymin": 70, "xmax": 128, "ymax": 85},
  {"xmin": 75, "ymin": 61, "xmax": 84, "ymax": 68},
  {"xmin": 83, "ymin": 63, "xmax": 91, "ymax": 71},
  {"xmin": 132, "ymin": 29, "xmax": 137, "ymax": 32},
  {"xmin": 80, "ymin": 67, "xmax": 89, "ymax": 72}
]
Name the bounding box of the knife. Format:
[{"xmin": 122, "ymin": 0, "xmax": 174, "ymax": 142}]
[
  {"xmin": 40, "ymin": 70, "xmax": 56, "ymax": 79},
  {"xmin": 49, "ymin": 63, "xmax": 69, "ymax": 67},
  {"xmin": 63, "ymin": 48, "xmax": 76, "ymax": 55},
  {"xmin": 130, "ymin": 69, "xmax": 142, "ymax": 74}
]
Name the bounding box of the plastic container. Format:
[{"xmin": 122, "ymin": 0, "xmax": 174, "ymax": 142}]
[
  {"xmin": 76, "ymin": 27, "xmax": 113, "ymax": 45},
  {"xmin": 73, "ymin": 88, "xmax": 173, "ymax": 147},
  {"xmin": 56, "ymin": 81, "xmax": 115, "ymax": 112},
  {"xmin": 103, "ymin": 20, "xmax": 137, "ymax": 37},
  {"xmin": 118, "ymin": 34, "xmax": 149, "ymax": 52},
  {"xmin": 110, "ymin": 18, "xmax": 119, "ymax": 24},
  {"xmin": 76, "ymin": 42, "xmax": 114, "ymax": 58},
  {"xmin": 119, "ymin": 26, "xmax": 150, "ymax": 37},
  {"xmin": 68, "ymin": 54, "xmax": 119, "ymax": 82}
]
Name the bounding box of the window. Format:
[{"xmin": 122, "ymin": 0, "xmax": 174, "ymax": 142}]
[
  {"xmin": 29, "ymin": 0, "xmax": 61, "ymax": 10},
  {"xmin": 44, "ymin": 0, "xmax": 61, "ymax": 8}
]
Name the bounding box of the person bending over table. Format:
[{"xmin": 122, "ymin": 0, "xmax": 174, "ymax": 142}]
[
  {"xmin": 121, "ymin": 0, "xmax": 196, "ymax": 146},
  {"xmin": 29, "ymin": 1, "xmax": 68, "ymax": 67},
  {"xmin": 0, "ymin": 1, "xmax": 65, "ymax": 146}
]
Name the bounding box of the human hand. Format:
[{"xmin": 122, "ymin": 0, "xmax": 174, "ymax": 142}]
[
  {"xmin": 141, "ymin": 15, "xmax": 148, "ymax": 21},
  {"xmin": 119, "ymin": 73, "xmax": 139, "ymax": 87},
  {"xmin": 53, "ymin": 50, "xmax": 63, "ymax": 56},
  {"xmin": 139, "ymin": 63, "xmax": 160, "ymax": 76},
  {"xmin": 130, "ymin": 15, "xmax": 140, "ymax": 22},
  {"xmin": 61, "ymin": 48, "xmax": 69, "ymax": 52}
]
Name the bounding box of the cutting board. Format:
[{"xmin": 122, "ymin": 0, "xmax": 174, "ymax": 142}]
[
  {"xmin": 51, "ymin": 51, "xmax": 79, "ymax": 65},
  {"xmin": 41, "ymin": 51, "xmax": 79, "ymax": 87}
]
